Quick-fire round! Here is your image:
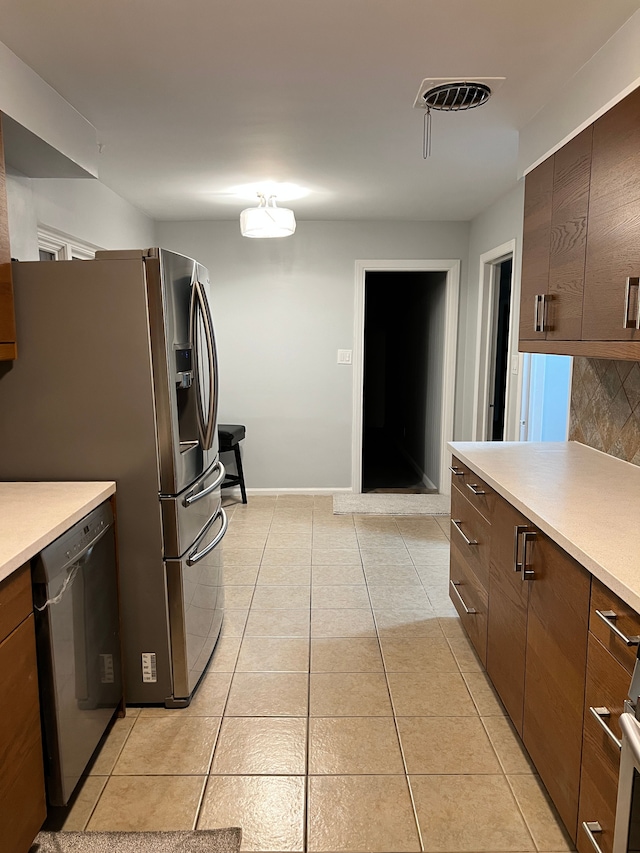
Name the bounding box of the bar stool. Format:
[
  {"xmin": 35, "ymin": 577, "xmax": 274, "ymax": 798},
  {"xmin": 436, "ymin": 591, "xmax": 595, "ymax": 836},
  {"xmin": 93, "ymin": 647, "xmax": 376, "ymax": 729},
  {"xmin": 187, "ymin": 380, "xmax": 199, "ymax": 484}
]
[{"xmin": 218, "ymin": 424, "xmax": 247, "ymax": 504}]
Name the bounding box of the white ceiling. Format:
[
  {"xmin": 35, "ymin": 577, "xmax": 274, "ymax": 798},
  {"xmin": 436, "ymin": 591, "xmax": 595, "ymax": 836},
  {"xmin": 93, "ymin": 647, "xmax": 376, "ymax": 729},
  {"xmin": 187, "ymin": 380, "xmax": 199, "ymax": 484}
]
[{"xmin": 0, "ymin": 0, "xmax": 638, "ymax": 222}]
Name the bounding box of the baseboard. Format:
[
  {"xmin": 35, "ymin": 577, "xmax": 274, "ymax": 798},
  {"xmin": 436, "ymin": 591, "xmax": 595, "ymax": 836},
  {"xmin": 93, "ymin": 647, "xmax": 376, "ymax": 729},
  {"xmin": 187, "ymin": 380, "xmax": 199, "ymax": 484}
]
[
  {"xmin": 399, "ymin": 446, "xmax": 437, "ymax": 491},
  {"xmin": 421, "ymin": 472, "xmax": 437, "ymax": 491}
]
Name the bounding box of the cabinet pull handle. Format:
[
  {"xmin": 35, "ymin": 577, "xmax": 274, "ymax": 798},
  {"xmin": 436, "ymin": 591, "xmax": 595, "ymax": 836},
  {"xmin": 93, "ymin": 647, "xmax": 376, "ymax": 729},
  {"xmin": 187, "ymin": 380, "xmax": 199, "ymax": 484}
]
[
  {"xmin": 466, "ymin": 482, "xmax": 486, "ymax": 496},
  {"xmin": 582, "ymin": 822, "xmax": 605, "ymax": 853},
  {"xmin": 450, "ymin": 579, "xmax": 477, "ymax": 614},
  {"xmin": 451, "ymin": 519, "xmax": 478, "ymax": 546},
  {"xmin": 449, "ymin": 465, "xmax": 464, "ymax": 476},
  {"xmin": 513, "ymin": 524, "xmax": 528, "ymax": 573},
  {"xmin": 534, "ymin": 294, "xmax": 543, "ymax": 332},
  {"xmin": 540, "ymin": 293, "xmax": 547, "ymax": 332},
  {"xmin": 521, "ymin": 530, "xmax": 536, "ymax": 580},
  {"xmin": 589, "ymin": 706, "xmax": 622, "ymax": 750},
  {"xmin": 623, "ymin": 277, "xmax": 640, "ymax": 330},
  {"xmin": 595, "ymin": 609, "xmax": 640, "ymax": 646},
  {"xmin": 534, "ymin": 294, "xmax": 550, "ymax": 333}
]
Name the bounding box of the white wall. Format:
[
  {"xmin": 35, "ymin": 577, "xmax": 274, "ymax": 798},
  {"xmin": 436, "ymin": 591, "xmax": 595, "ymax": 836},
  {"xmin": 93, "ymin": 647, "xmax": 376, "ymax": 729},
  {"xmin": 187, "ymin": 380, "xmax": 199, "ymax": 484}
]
[
  {"xmin": 157, "ymin": 219, "xmax": 469, "ymax": 490},
  {"xmin": 0, "ymin": 39, "xmax": 97, "ymax": 176},
  {"xmin": 519, "ymin": 9, "xmax": 640, "ymax": 175},
  {"xmin": 6, "ymin": 171, "xmax": 39, "ymax": 260},
  {"xmin": 463, "ymin": 182, "xmax": 525, "ymax": 441},
  {"xmin": 6, "ymin": 175, "xmax": 156, "ymax": 260}
]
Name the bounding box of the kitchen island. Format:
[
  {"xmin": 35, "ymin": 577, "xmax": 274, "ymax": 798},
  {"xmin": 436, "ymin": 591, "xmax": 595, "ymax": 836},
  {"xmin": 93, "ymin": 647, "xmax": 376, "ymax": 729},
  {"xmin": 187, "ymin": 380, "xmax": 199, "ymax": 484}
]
[
  {"xmin": 448, "ymin": 441, "xmax": 640, "ymax": 853},
  {"xmin": 0, "ymin": 480, "xmax": 115, "ymax": 853}
]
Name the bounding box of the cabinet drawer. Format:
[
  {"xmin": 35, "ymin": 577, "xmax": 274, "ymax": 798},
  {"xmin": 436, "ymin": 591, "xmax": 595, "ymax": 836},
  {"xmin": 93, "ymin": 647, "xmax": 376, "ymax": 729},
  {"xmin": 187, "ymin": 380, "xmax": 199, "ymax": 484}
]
[
  {"xmin": 450, "ymin": 484, "xmax": 490, "ymax": 590},
  {"xmin": 450, "ymin": 457, "xmax": 495, "ymax": 523},
  {"xmin": 590, "ymin": 577, "xmax": 640, "ymax": 675},
  {"xmin": 577, "ymin": 633, "xmax": 629, "ymax": 853},
  {"xmin": 449, "ymin": 539, "xmax": 488, "ymax": 665},
  {"xmin": 0, "ymin": 564, "xmax": 32, "ymax": 644}
]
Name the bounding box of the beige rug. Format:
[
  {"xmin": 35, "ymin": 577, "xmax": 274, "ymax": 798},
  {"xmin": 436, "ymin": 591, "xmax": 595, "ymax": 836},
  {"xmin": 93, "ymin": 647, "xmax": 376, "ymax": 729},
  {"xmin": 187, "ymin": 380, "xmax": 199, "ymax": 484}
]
[
  {"xmin": 31, "ymin": 830, "xmax": 241, "ymax": 853},
  {"xmin": 333, "ymin": 492, "xmax": 450, "ymax": 515}
]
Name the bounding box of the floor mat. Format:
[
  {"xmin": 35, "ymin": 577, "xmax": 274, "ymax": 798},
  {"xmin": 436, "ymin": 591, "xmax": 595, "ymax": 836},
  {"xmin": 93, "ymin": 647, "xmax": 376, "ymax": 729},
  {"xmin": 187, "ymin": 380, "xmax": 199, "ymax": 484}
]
[
  {"xmin": 333, "ymin": 492, "xmax": 450, "ymax": 515},
  {"xmin": 31, "ymin": 830, "xmax": 241, "ymax": 853}
]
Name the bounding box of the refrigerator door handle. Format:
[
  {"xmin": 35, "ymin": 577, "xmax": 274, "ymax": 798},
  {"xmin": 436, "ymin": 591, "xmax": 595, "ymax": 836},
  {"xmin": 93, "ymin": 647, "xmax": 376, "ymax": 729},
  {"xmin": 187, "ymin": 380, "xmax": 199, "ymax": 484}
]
[
  {"xmin": 190, "ymin": 278, "xmax": 217, "ymax": 452},
  {"xmin": 187, "ymin": 507, "xmax": 228, "ymax": 565},
  {"xmin": 183, "ymin": 460, "xmax": 226, "ymax": 507}
]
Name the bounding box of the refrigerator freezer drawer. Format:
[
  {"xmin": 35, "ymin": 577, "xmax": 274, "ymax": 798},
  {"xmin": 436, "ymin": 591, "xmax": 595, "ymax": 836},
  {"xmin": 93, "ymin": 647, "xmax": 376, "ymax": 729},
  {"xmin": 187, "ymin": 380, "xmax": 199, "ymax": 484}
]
[
  {"xmin": 161, "ymin": 457, "xmax": 225, "ymax": 558},
  {"xmin": 165, "ymin": 505, "xmax": 227, "ymax": 706}
]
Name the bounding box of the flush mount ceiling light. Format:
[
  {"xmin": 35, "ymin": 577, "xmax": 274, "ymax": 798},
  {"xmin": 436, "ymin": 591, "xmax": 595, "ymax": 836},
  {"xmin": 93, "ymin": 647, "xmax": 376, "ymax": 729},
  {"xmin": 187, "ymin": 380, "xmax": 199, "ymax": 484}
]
[
  {"xmin": 229, "ymin": 182, "xmax": 309, "ymax": 202},
  {"xmin": 413, "ymin": 77, "xmax": 505, "ymax": 158},
  {"xmin": 239, "ymin": 193, "xmax": 296, "ymax": 238}
]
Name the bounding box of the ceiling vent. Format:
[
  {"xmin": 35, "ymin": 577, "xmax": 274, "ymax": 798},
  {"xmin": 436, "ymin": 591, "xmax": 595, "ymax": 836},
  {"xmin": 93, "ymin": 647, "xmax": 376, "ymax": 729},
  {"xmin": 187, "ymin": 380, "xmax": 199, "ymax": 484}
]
[{"xmin": 413, "ymin": 77, "xmax": 505, "ymax": 157}]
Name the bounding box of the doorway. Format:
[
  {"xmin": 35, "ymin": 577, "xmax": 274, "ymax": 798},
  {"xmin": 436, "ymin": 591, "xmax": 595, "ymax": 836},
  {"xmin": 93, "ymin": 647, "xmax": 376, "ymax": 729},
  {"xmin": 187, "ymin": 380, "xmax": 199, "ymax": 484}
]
[
  {"xmin": 352, "ymin": 259, "xmax": 460, "ymax": 496},
  {"xmin": 362, "ymin": 271, "xmax": 447, "ymax": 492},
  {"xmin": 473, "ymin": 240, "xmax": 520, "ymax": 441},
  {"xmin": 487, "ymin": 257, "xmax": 512, "ymax": 440}
]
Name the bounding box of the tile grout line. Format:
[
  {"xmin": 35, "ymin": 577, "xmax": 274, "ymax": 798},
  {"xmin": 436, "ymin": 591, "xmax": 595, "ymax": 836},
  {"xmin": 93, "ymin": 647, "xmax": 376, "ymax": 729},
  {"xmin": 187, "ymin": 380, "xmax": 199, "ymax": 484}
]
[
  {"xmin": 81, "ymin": 703, "xmax": 143, "ymax": 829},
  {"xmin": 192, "ymin": 498, "xmax": 274, "ymax": 831},
  {"xmin": 356, "ymin": 514, "xmax": 426, "ymax": 853},
  {"xmin": 501, "ymin": 763, "xmax": 543, "ymax": 852}
]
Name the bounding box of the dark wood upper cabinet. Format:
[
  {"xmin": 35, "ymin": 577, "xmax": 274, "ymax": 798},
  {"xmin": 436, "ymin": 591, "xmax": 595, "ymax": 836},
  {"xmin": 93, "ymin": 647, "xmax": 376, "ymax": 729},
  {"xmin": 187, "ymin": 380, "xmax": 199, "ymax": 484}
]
[
  {"xmin": 519, "ymin": 85, "xmax": 640, "ymax": 358},
  {"xmin": 519, "ymin": 156, "xmax": 553, "ymax": 342},
  {"xmin": 582, "ymin": 87, "xmax": 640, "ymax": 341},
  {"xmin": 519, "ymin": 128, "xmax": 592, "ymax": 344},
  {"xmin": 547, "ymin": 126, "xmax": 592, "ymax": 341},
  {"xmin": 0, "ymin": 113, "xmax": 17, "ymax": 361}
]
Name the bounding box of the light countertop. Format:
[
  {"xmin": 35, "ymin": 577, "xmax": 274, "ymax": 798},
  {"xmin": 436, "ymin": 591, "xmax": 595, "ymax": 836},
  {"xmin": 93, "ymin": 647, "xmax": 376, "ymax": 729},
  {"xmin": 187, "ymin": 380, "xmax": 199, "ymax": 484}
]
[
  {"xmin": 0, "ymin": 481, "xmax": 116, "ymax": 585},
  {"xmin": 449, "ymin": 440, "xmax": 640, "ymax": 612}
]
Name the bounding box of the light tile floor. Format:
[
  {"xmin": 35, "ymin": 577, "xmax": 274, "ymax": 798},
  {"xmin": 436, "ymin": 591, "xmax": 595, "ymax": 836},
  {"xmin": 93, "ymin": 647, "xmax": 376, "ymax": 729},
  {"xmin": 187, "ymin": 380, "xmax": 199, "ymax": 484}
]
[{"xmin": 49, "ymin": 494, "xmax": 576, "ymax": 853}]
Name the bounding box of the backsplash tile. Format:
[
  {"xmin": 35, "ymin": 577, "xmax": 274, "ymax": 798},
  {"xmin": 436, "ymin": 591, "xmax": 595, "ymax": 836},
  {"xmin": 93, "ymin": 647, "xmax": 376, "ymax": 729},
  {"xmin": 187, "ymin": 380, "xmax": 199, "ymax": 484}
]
[{"xmin": 569, "ymin": 358, "xmax": 640, "ymax": 465}]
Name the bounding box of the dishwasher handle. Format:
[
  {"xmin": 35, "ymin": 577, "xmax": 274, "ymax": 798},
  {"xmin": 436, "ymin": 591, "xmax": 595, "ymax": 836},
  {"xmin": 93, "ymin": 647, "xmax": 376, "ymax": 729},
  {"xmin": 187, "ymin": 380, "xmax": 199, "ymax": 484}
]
[
  {"xmin": 54, "ymin": 522, "xmax": 113, "ymax": 578},
  {"xmin": 34, "ymin": 522, "xmax": 113, "ymax": 612}
]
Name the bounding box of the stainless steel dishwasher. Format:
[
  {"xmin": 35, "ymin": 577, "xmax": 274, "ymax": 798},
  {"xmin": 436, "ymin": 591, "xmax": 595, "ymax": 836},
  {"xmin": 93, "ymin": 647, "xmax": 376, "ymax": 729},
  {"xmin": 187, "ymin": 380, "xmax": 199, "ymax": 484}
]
[{"xmin": 32, "ymin": 500, "xmax": 123, "ymax": 806}]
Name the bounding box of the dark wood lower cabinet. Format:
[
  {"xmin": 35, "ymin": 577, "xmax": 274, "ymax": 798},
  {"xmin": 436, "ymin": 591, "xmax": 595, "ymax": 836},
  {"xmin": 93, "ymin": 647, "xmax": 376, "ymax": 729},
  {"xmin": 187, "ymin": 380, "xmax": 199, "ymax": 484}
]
[
  {"xmin": 449, "ymin": 537, "xmax": 488, "ymax": 666},
  {"xmin": 486, "ymin": 497, "xmax": 530, "ymax": 734},
  {"xmin": 484, "ymin": 486, "xmax": 590, "ymax": 843},
  {"xmin": 576, "ymin": 634, "xmax": 630, "ymax": 853},
  {"xmin": 0, "ymin": 569, "xmax": 46, "ymax": 853},
  {"xmin": 452, "ymin": 462, "xmax": 640, "ymax": 850},
  {"xmin": 522, "ymin": 532, "xmax": 591, "ymax": 841}
]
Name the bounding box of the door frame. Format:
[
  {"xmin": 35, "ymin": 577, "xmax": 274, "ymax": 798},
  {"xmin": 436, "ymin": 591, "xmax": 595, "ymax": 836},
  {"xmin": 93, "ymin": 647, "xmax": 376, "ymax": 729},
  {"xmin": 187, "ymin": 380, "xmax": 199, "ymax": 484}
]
[
  {"xmin": 472, "ymin": 240, "xmax": 522, "ymax": 441},
  {"xmin": 351, "ymin": 259, "xmax": 460, "ymax": 495}
]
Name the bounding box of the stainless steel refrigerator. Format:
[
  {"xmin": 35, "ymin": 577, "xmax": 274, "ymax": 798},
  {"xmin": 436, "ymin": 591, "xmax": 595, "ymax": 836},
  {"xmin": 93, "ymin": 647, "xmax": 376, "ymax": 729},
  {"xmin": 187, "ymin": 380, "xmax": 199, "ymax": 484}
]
[{"xmin": 0, "ymin": 248, "xmax": 226, "ymax": 706}]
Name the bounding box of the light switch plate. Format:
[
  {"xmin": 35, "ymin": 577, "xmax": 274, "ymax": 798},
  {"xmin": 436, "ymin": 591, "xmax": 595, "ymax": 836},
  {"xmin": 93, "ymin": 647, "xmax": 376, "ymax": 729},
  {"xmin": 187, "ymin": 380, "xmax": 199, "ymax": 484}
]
[{"xmin": 337, "ymin": 349, "xmax": 352, "ymax": 364}]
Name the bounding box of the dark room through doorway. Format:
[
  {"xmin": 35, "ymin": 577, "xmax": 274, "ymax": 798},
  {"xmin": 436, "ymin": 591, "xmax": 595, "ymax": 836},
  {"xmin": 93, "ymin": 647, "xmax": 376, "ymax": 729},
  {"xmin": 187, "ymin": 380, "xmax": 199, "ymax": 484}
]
[{"xmin": 362, "ymin": 270, "xmax": 448, "ymax": 493}]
